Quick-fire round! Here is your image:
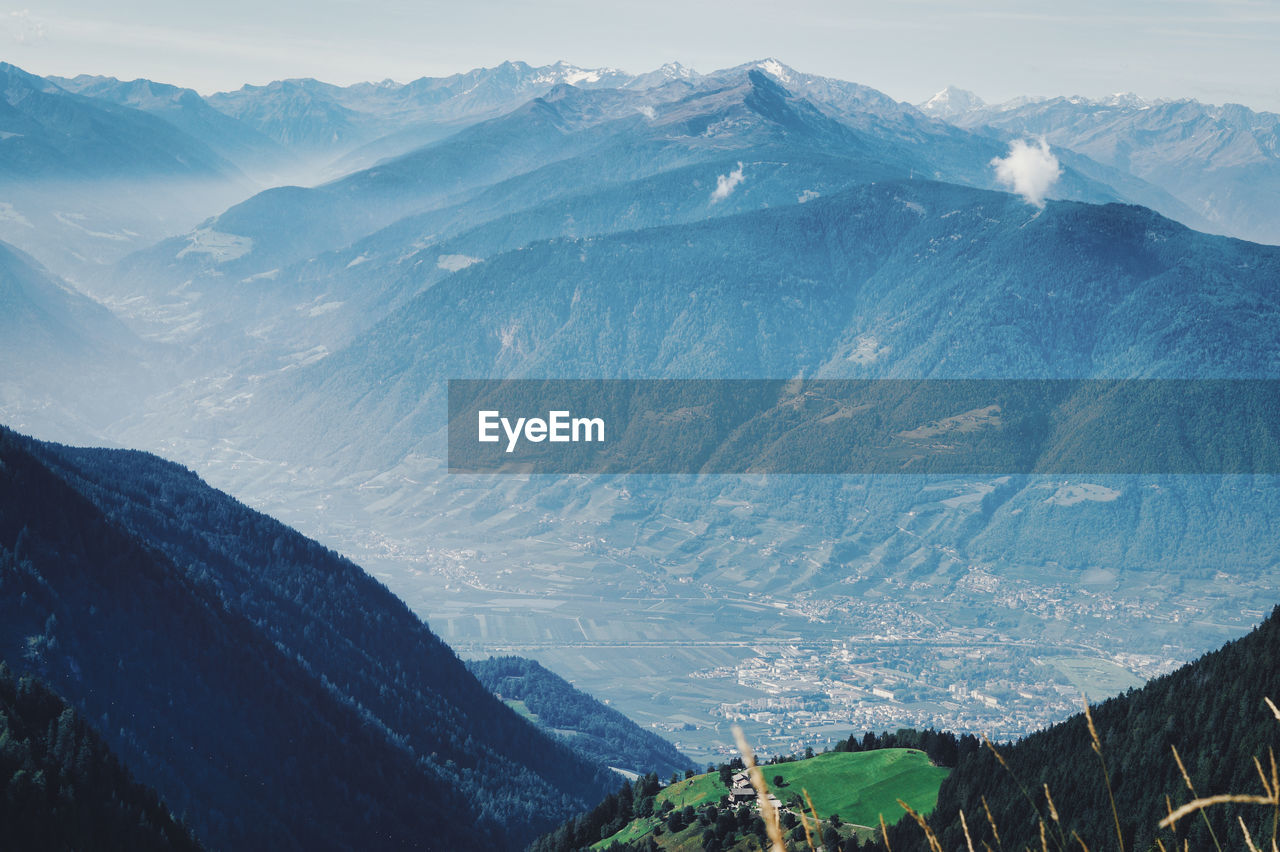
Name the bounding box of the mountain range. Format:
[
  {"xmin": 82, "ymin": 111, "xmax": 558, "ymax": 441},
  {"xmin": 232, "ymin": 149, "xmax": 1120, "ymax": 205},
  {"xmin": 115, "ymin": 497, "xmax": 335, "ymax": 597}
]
[
  {"xmin": 920, "ymin": 84, "xmax": 1280, "ymax": 244},
  {"xmin": 49, "ymin": 74, "xmax": 291, "ymax": 184},
  {"xmin": 9, "ymin": 56, "xmax": 1273, "ymax": 281},
  {"xmin": 1, "ymin": 424, "xmax": 670, "ymax": 850},
  {"xmin": 94, "ymin": 65, "xmax": 1187, "ymax": 377},
  {"xmin": 0, "ymin": 63, "xmax": 254, "ymax": 280},
  {"xmin": 2, "ymin": 53, "xmax": 1278, "ymax": 771},
  {"xmin": 0, "ymin": 62, "xmax": 236, "ymax": 181}
]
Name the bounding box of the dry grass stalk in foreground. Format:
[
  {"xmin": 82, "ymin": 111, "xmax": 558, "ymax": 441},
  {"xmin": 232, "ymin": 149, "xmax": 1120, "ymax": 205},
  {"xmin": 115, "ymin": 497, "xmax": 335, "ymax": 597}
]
[
  {"xmin": 982, "ymin": 734, "xmax": 1070, "ymax": 851},
  {"xmin": 958, "ymin": 807, "xmax": 976, "ymax": 852},
  {"xmin": 1083, "ymin": 701, "xmax": 1126, "ymax": 852},
  {"xmin": 1171, "ymin": 743, "xmax": 1224, "ymax": 852},
  {"xmin": 737, "ymin": 697, "xmax": 1279, "ymax": 852},
  {"xmin": 799, "ymin": 789, "xmax": 820, "ymax": 850},
  {"xmin": 899, "ymin": 799, "xmax": 944, "ymax": 852},
  {"xmin": 980, "ymin": 795, "xmax": 1002, "ymax": 851},
  {"xmin": 1236, "ymin": 816, "xmax": 1264, "ymax": 852},
  {"xmin": 1159, "ymin": 700, "xmax": 1279, "ymax": 852},
  {"xmin": 731, "ymin": 725, "xmax": 786, "ymax": 852},
  {"xmin": 905, "ymin": 697, "xmax": 1280, "ymax": 852}
]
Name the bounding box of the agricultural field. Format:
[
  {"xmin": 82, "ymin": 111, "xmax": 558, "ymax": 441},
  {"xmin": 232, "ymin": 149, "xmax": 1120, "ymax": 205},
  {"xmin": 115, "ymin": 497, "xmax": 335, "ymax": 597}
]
[{"xmin": 594, "ymin": 748, "xmax": 949, "ymax": 849}]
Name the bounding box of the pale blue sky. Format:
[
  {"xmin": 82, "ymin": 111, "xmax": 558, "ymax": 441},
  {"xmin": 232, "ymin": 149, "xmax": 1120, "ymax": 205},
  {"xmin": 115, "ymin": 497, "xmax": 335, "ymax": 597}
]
[{"xmin": 4, "ymin": 0, "xmax": 1278, "ymax": 110}]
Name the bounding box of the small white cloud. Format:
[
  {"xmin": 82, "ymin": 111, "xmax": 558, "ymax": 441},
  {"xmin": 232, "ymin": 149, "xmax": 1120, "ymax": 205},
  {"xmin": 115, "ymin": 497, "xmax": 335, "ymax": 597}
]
[
  {"xmin": 991, "ymin": 138, "xmax": 1061, "ymax": 207},
  {"xmin": 636, "ymin": 104, "xmax": 655, "ymax": 120},
  {"xmin": 6, "ymin": 9, "xmax": 46, "ymax": 45},
  {"xmin": 711, "ymin": 162, "xmax": 745, "ymax": 203}
]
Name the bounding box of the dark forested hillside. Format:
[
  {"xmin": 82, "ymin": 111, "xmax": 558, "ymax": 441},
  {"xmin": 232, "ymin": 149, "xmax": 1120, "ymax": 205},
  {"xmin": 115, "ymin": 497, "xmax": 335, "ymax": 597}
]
[
  {"xmin": 902, "ymin": 606, "xmax": 1280, "ymax": 851},
  {"xmin": 468, "ymin": 656, "xmax": 696, "ymax": 778},
  {"xmin": 0, "ymin": 660, "xmax": 203, "ymax": 852},
  {"xmin": 0, "ymin": 425, "xmax": 618, "ymax": 850}
]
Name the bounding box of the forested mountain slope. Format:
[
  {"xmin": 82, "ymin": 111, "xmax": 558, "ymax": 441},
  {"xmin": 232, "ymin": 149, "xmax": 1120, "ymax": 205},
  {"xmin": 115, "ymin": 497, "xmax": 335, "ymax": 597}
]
[
  {"xmin": 469, "ymin": 656, "xmax": 696, "ymax": 779},
  {"xmin": 0, "ymin": 426, "xmax": 621, "ymax": 850},
  {"xmin": 910, "ymin": 605, "xmax": 1280, "ymax": 851},
  {"xmin": 0, "ymin": 661, "xmax": 204, "ymax": 852}
]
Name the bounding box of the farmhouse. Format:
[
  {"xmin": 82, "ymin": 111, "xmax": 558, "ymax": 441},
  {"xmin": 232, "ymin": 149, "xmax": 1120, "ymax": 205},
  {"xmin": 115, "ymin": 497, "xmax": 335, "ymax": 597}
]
[{"xmin": 728, "ymin": 782, "xmax": 784, "ymax": 815}]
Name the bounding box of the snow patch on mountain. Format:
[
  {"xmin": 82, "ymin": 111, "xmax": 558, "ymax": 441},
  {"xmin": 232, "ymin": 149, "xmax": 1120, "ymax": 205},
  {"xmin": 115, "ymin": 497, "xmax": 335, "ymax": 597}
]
[
  {"xmin": 54, "ymin": 212, "xmax": 131, "ymax": 242},
  {"xmin": 241, "ymin": 268, "xmax": 279, "ymax": 283},
  {"xmin": 919, "ymin": 86, "xmax": 985, "ymax": 119},
  {"xmin": 1044, "ymin": 483, "xmax": 1122, "ymax": 506},
  {"xmin": 0, "ymin": 202, "xmax": 31, "ymax": 227},
  {"xmin": 530, "ymin": 62, "xmax": 621, "ymax": 87},
  {"xmin": 305, "ymin": 301, "xmax": 345, "ymax": 318},
  {"xmin": 437, "ymin": 254, "xmax": 480, "ymax": 272},
  {"xmin": 845, "ymin": 334, "xmax": 890, "ymax": 365},
  {"xmin": 756, "ymin": 59, "xmax": 792, "ymax": 83},
  {"xmin": 177, "ymin": 228, "xmax": 253, "ymax": 262}
]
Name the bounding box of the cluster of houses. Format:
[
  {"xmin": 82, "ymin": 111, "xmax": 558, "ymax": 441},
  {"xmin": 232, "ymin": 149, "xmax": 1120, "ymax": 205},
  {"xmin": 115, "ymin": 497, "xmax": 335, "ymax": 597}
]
[{"xmin": 728, "ymin": 770, "xmax": 783, "ymax": 812}]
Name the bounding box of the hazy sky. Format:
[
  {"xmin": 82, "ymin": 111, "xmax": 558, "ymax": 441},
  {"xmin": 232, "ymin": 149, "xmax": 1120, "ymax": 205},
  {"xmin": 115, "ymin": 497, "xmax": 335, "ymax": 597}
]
[{"xmin": 4, "ymin": 0, "xmax": 1279, "ymax": 110}]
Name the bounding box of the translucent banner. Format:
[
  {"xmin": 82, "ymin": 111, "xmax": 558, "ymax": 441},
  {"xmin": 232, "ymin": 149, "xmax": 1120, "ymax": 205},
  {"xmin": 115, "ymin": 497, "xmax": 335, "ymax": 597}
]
[{"xmin": 447, "ymin": 379, "xmax": 1280, "ymax": 474}]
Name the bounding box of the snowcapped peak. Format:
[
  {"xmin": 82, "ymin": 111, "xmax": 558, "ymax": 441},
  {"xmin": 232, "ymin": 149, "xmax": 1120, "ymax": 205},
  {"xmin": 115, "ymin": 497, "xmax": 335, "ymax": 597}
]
[
  {"xmin": 994, "ymin": 94, "xmax": 1049, "ymax": 111},
  {"xmin": 918, "ymin": 85, "xmax": 985, "ymax": 119},
  {"xmin": 535, "ymin": 61, "xmax": 620, "ymax": 86},
  {"xmin": 754, "ymin": 59, "xmax": 793, "ymax": 84},
  {"xmin": 561, "ymin": 68, "xmax": 602, "ymax": 85},
  {"xmin": 1102, "ymin": 91, "xmax": 1151, "ymax": 108},
  {"xmin": 1060, "ymin": 92, "xmax": 1152, "ymax": 109},
  {"xmin": 623, "ymin": 61, "xmax": 700, "ymax": 91}
]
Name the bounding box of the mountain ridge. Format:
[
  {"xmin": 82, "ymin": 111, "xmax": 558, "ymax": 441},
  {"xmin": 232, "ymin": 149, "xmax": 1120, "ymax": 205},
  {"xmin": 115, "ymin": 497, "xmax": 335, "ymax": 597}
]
[
  {"xmin": 921, "ymin": 86, "xmax": 1280, "ymax": 243},
  {"xmin": 0, "ymin": 424, "xmax": 626, "ymax": 849},
  {"xmin": 0, "ymin": 660, "xmax": 204, "ymax": 851},
  {"xmin": 913, "ymin": 604, "xmax": 1280, "ymax": 851},
  {"xmin": 0, "ymin": 238, "xmax": 158, "ymax": 443}
]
